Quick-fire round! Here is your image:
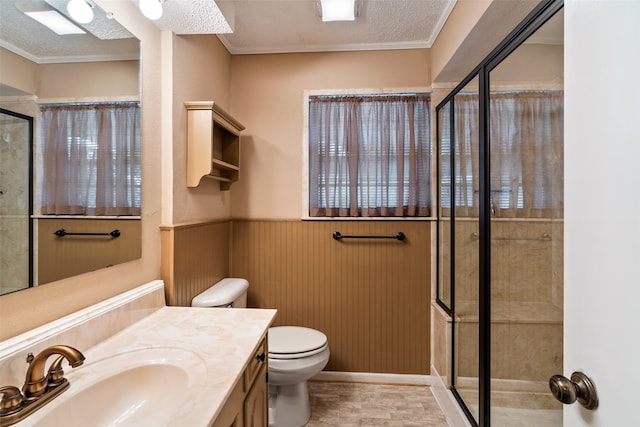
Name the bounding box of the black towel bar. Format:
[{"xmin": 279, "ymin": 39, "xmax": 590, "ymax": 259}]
[
  {"xmin": 332, "ymin": 231, "xmax": 405, "ymax": 241},
  {"xmin": 54, "ymin": 229, "xmax": 121, "ymax": 238}
]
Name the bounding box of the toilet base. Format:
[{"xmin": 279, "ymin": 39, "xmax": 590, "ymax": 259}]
[{"xmin": 268, "ymin": 382, "xmax": 311, "ymax": 427}]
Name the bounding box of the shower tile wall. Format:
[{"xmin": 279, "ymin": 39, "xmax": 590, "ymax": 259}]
[{"xmin": 453, "ymin": 220, "xmax": 563, "ymax": 409}]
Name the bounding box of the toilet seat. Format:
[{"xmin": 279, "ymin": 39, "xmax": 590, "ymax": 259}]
[{"xmin": 268, "ymin": 326, "xmax": 328, "ymax": 360}]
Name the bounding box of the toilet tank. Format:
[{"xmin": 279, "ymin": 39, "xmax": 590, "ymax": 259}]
[{"xmin": 191, "ymin": 278, "xmax": 249, "ymax": 308}]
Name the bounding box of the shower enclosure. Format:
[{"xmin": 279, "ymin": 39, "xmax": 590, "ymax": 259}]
[
  {"xmin": 0, "ymin": 108, "xmax": 33, "ymax": 294},
  {"xmin": 436, "ymin": 1, "xmax": 564, "ymax": 425}
]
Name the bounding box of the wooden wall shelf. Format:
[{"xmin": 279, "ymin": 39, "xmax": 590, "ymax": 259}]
[{"xmin": 185, "ymin": 101, "xmax": 245, "ymax": 190}]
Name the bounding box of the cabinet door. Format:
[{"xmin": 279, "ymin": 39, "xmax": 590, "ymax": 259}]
[
  {"xmin": 244, "ymin": 365, "xmax": 268, "ymax": 427},
  {"xmin": 212, "ymin": 380, "xmax": 244, "ymax": 427}
]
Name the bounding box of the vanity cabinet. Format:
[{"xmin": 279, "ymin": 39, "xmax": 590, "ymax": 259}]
[
  {"xmin": 185, "ymin": 101, "xmax": 245, "ymax": 190},
  {"xmin": 213, "ymin": 336, "xmax": 268, "ymax": 427},
  {"xmin": 244, "ymin": 364, "xmax": 268, "ymax": 426}
]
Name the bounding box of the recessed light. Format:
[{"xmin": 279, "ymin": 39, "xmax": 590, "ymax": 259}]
[
  {"xmin": 320, "ymin": 0, "xmax": 356, "ymax": 22},
  {"xmin": 24, "ymin": 10, "xmax": 86, "ymax": 35}
]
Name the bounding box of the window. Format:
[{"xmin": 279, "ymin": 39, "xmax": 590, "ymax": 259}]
[
  {"xmin": 39, "ymin": 102, "xmax": 141, "ymax": 216},
  {"xmin": 308, "ymin": 93, "xmax": 432, "ymax": 217}
]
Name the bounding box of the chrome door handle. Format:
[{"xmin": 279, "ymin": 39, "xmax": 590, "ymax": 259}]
[{"xmin": 549, "ymin": 371, "xmax": 598, "ymax": 410}]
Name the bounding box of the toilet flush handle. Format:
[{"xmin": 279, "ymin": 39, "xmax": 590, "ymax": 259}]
[{"xmin": 549, "ymin": 371, "xmax": 598, "ymax": 410}]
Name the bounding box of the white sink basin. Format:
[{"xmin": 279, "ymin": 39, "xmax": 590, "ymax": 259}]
[{"xmin": 24, "ymin": 347, "xmax": 207, "ymax": 427}]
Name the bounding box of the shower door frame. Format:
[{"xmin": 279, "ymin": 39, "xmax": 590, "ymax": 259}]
[{"xmin": 435, "ymin": 0, "xmax": 564, "ymax": 425}]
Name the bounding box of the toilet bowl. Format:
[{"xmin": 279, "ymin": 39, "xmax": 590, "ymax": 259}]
[
  {"xmin": 191, "ymin": 278, "xmax": 330, "ymax": 427},
  {"xmin": 268, "ymin": 326, "xmax": 330, "ymax": 427}
]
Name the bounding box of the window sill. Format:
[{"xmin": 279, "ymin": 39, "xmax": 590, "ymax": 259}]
[
  {"xmin": 301, "ymin": 216, "xmax": 435, "ymax": 221},
  {"xmin": 32, "ymin": 215, "xmax": 141, "ymax": 220}
]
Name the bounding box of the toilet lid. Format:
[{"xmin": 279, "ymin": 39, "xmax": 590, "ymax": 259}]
[{"xmin": 268, "ymin": 326, "xmax": 327, "ymax": 356}]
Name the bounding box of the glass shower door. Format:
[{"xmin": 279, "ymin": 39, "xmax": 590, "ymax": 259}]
[
  {"xmin": 0, "ymin": 108, "xmax": 32, "ymax": 294},
  {"xmin": 451, "ymin": 76, "xmax": 481, "ymax": 422},
  {"xmin": 487, "ymin": 9, "xmax": 564, "ymax": 426}
]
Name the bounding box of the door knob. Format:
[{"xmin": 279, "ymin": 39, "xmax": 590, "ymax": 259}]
[{"xmin": 549, "ymin": 371, "xmax": 598, "ymax": 410}]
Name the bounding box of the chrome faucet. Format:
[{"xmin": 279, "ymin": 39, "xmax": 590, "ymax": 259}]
[{"xmin": 0, "ymin": 345, "xmax": 85, "ymax": 427}]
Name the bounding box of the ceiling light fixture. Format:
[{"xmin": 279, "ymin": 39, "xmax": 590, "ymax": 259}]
[
  {"xmin": 24, "ymin": 10, "xmax": 86, "ymax": 35},
  {"xmin": 319, "ymin": 0, "xmax": 357, "ymax": 22},
  {"xmin": 66, "ymin": 0, "xmax": 94, "ymax": 24},
  {"xmin": 139, "ymin": 0, "xmax": 164, "ymax": 20}
]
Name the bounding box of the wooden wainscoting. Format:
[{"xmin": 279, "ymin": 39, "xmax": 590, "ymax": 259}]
[
  {"xmin": 231, "ymin": 220, "xmax": 430, "ymax": 375},
  {"xmin": 37, "ymin": 218, "xmax": 141, "ymax": 285},
  {"xmin": 161, "ymin": 220, "xmax": 231, "ymax": 306}
]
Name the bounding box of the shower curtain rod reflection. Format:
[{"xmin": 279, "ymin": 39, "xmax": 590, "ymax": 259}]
[
  {"xmin": 332, "ymin": 231, "xmax": 406, "ymax": 241},
  {"xmin": 469, "ymin": 232, "xmax": 551, "ymax": 241},
  {"xmin": 54, "ymin": 228, "xmax": 121, "ymax": 238}
]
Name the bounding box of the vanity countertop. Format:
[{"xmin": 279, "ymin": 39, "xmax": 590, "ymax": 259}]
[
  {"xmin": 9, "ymin": 304, "xmax": 276, "ymax": 427},
  {"xmin": 86, "ymin": 306, "xmax": 276, "ymax": 426}
]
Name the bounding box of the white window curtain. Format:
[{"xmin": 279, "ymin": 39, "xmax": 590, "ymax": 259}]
[
  {"xmin": 309, "ymin": 94, "xmax": 432, "ymax": 217},
  {"xmin": 40, "ymin": 102, "xmax": 141, "ymax": 216},
  {"xmin": 448, "ymin": 91, "xmax": 563, "ymax": 218}
]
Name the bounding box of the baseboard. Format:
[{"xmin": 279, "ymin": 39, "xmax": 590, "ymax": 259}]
[
  {"xmin": 312, "ymin": 370, "xmax": 431, "ymax": 386},
  {"xmin": 429, "ymin": 365, "xmax": 472, "ymax": 427}
]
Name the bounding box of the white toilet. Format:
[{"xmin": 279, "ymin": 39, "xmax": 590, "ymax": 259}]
[{"xmin": 191, "ymin": 278, "xmax": 330, "ymax": 427}]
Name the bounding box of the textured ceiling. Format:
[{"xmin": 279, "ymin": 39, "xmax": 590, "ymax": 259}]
[
  {"xmin": 148, "ymin": 0, "xmax": 233, "ymax": 34},
  {"xmin": 0, "ymin": 0, "xmax": 456, "ymax": 63},
  {"xmin": 0, "ymin": 0, "xmax": 139, "ymax": 63},
  {"xmin": 215, "ymin": 0, "xmax": 458, "ymax": 54}
]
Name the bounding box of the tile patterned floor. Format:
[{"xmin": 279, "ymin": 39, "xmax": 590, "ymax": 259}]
[{"xmin": 306, "ymin": 381, "xmax": 449, "ymax": 427}]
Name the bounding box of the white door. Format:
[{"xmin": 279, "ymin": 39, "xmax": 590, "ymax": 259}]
[{"xmin": 564, "ymin": 1, "xmax": 640, "ymax": 425}]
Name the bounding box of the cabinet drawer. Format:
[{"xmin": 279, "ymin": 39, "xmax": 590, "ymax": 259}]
[{"xmin": 244, "ymin": 336, "xmax": 267, "ymax": 390}]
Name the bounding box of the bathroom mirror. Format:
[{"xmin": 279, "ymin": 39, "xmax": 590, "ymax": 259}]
[{"xmin": 0, "ymin": 0, "xmax": 141, "ymax": 295}]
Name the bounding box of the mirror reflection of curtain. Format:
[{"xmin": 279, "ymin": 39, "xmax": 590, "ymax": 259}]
[
  {"xmin": 40, "ymin": 103, "xmax": 141, "ymax": 216},
  {"xmin": 450, "ymin": 91, "xmax": 563, "ymax": 219}
]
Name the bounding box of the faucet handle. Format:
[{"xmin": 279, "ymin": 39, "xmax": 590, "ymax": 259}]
[
  {"xmin": 47, "ymin": 356, "xmax": 66, "ymax": 386},
  {"xmin": 0, "ymin": 386, "xmax": 24, "ymax": 416}
]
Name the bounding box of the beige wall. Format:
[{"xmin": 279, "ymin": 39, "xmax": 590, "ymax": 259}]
[
  {"xmin": 430, "ymin": 0, "xmax": 492, "ymax": 82},
  {"xmin": 229, "ymin": 49, "xmax": 430, "ymax": 219},
  {"xmin": 0, "ymin": 47, "xmax": 38, "ymax": 95},
  {"xmin": 431, "ymin": 0, "xmax": 542, "ymax": 84},
  {"xmin": 169, "ymin": 34, "xmax": 233, "ymax": 224},
  {"xmin": 0, "ymin": 49, "xmax": 138, "ymax": 100},
  {"xmin": 0, "ymin": 0, "xmax": 162, "ymax": 340},
  {"xmin": 491, "ymin": 44, "xmax": 563, "ymax": 88},
  {"xmin": 38, "ymin": 60, "xmax": 139, "ymax": 99}
]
